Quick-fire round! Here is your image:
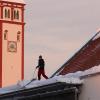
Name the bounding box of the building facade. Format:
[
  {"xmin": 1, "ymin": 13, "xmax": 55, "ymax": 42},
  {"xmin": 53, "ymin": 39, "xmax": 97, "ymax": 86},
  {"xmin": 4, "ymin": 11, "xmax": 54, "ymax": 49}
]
[
  {"xmin": 79, "ymin": 73, "xmax": 100, "ymax": 100},
  {"xmin": 0, "ymin": 0, "xmax": 25, "ymax": 87},
  {"xmin": 0, "ymin": 82, "xmax": 81, "ymax": 100}
]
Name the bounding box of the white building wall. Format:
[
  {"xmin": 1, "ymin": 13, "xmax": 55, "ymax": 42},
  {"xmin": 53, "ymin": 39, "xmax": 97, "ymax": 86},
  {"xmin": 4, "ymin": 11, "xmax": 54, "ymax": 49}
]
[
  {"xmin": 2, "ymin": 23, "xmax": 22, "ymax": 87},
  {"xmin": 79, "ymin": 74, "xmax": 100, "ymax": 100}
]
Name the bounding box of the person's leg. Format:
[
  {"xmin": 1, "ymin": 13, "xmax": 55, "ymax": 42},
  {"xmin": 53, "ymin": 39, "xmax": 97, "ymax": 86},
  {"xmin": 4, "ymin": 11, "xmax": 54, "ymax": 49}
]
[
  {"xmin": 38, "ymin": 69, "xmax": 42, "ymax": 80},
  {"xmin": 42, "ymin": 69, "xmax": 48, "ymax": 79}
]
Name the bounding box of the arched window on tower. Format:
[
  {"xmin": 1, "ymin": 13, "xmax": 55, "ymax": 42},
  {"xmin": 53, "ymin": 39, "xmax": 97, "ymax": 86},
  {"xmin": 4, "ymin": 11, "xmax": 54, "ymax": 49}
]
[
  {"xmin": 14, "ymin": 10, "xmax": 16, "ymax": 19},
  {"xmin": 5, "ymin": 9, "xmax": 10, "ymax": 18},
  {"xmin": 8, "ymin": 9, "xmax": 10, "ymax": 18},
  {"xmin": 13, "ymin": 10, "xmax": 19, "ymax": 20},
  {"xmin": 4, "ymin": 30, "xmax": 8, "ymax": 40},
  {"xmin": 5, "ymin": 9, "xmax": 8, "ymax": 18},
  {"xmin": 16, "ymin": 10, "xmax": 19, "ymax": 19},
  {"xmin": 17, "ymin": 31, "xmax": 21, "ymax": 42}
]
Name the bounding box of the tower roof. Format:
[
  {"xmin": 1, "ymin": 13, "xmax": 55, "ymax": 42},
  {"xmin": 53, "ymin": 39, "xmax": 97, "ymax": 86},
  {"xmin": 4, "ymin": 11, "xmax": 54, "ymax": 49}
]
[{"xmin": 0, "ymin": 0, "xmax": 25, "ymax": 4}]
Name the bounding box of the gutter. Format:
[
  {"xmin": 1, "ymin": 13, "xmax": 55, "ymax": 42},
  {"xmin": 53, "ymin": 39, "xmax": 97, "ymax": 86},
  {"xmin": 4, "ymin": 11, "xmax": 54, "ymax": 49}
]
[{"xmin": 18, "ymin": 87, "xmax": 79, "ymax": 100}]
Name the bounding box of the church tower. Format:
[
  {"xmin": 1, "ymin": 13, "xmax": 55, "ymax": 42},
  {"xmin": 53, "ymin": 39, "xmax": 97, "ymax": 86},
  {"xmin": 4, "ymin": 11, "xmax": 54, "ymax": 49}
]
[{"xmin": 0, "ymin": 0, "xmax": 25, "ymax": 87}]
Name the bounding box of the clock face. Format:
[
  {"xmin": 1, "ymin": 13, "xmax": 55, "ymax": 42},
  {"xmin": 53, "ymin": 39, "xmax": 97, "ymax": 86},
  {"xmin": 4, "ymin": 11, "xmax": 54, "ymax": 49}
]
[{"xmin": 8, "ymin": 41, "xmax": 17, "ymax": 52}]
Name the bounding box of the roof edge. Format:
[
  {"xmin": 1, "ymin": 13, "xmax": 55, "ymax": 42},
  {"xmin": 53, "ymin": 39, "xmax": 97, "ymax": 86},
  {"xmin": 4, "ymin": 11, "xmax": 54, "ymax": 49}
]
[
  {"xmin": 0, "ymin": 1, "xmax": 25, "ymax": 5},
  {"xmin": 51, "ymin": 31, "xmax": 100, "ymax": 78},
  {"xmin": 80, "ymin": 72, "xmax": 100, "ymax": 79}
]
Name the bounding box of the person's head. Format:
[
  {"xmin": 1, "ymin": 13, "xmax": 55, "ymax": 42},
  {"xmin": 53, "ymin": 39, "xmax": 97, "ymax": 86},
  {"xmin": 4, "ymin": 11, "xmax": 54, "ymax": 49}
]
[{"xmin": 39, "ymin": 55, "xmax": 42, "ymax": 59}]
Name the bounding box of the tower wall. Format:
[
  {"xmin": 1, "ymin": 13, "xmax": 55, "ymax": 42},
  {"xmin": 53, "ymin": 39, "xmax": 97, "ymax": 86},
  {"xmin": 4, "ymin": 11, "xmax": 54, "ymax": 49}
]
[
  {"xmin": 0, "ymin": 22, "xmax": 2, "ymax": 87},
  {"xmin": 2, "ymin": 23, "xmax": 22, "ymax": 87},
  {"xmin": 0, "ymin": 1, "xmax": 25, "ymax": 87}
]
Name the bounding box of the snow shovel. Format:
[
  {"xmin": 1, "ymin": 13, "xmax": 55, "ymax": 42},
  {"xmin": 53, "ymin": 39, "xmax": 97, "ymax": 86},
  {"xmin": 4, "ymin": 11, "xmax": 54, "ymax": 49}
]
[{"xmin": 21, "ymin": 68, "xmax": 37, "ymax": 89}]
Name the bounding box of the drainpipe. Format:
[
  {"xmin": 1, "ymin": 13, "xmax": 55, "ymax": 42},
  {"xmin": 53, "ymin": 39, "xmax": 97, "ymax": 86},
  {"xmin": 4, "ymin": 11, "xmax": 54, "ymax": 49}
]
[{"xmin": 75, "ymin": 87, "xmax": 79, "ymax": 100}]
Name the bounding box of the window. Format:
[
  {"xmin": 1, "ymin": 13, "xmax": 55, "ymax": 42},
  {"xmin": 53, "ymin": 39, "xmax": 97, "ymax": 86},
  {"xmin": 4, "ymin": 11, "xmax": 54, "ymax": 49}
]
[
  {"xmin": 16, "ymin": 10, "xmax": 19, "ymax": 19},
  {"xmin": 14, "ymin": 10, "xmax": 19, "ymax": 20},
  {"xmin": 8, "ymin": 9, "xmax": 10, "ymax": 18},
  {"xmin": 5, "ymin": 9, "xmax": 8, "ymax": 18},
  {"xmin": 4, "ymin": 30, "xmax": 8, "ymax": 40},
  {"xmin": 14, "ymin": 10, "xmax": 16, "ymax": 19},
  {"xmin": 17, "ymin": 31, "xmax": 21, "ymax": 42},
  {"xmin": 5, "ymin": 9, "xmax": 10, "ymax": 18}
]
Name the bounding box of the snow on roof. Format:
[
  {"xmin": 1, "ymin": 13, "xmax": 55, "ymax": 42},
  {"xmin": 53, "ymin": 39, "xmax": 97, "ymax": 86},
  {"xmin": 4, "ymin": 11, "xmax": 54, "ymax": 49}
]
[
  {"xmin": 0, "ymin": 76, "xmax": 83, "ymax": 94},
  {"xmin": 0, "ymin": 0, "xmax": 25, "ymax": 4},
  {"xmin": 82, "ymin": 65, "xmax": 100, "ymax": 76},
  {"xmin": 64, "ymin": 65, "xmax": 100, "ymax": 78},
  {"xmin": 0, "ymin": 65, "xmax": 100, "ymax": 94},
  {"xmin": 0, "ymin": 84, "xmax": 22, "ymax": 94},
  {"xmin": 18, "ymin": 75, "xmax": 83, "ymax": 89}
]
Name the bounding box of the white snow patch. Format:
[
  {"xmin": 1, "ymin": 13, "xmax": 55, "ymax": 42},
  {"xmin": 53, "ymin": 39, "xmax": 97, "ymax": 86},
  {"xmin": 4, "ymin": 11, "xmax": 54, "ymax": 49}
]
[
  {"xmin": 60, "ymin": 65, "xmax": 100, "ymax": 78},
  {"xmin": 57, "ymin": 77, "xmax": 83, "ymax": 84},
  {"xmin": 0, "ymin": 84, "xmax": 22, "ymax": 94},
  {"xmin": 0, "ymin": 75, "xmax": 83, "ymax": 94},
  {"xmin": 0, "ymin": 65, "xmax": 100, "ymax": 94},
  {"xmin": 23, "ymin": 75, "xmax": 83, "ymax": 89},
  {"xmin": 63, "ymin": 71, "xmax": 83, "ymax": 78},
  {"xmin": 83, "ymin": 65, "xmax": 100, "ymax": 76}
]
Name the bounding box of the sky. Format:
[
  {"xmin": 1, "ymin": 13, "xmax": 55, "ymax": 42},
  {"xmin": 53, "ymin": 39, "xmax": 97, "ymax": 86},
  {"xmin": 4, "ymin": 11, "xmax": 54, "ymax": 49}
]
[{"xmin": 24, "ymin": 0, "xmax": 100, "ymax": 80}]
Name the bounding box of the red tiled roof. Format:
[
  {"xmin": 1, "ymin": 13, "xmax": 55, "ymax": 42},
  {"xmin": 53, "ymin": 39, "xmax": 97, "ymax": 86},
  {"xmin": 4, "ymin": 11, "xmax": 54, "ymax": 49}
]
[{"xmin": 52, "ymin": 31, "xmax": 100, "ymax": 76}]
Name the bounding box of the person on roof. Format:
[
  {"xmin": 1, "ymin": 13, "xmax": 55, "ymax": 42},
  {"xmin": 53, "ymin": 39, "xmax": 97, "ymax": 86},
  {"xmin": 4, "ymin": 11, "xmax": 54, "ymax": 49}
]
[{"xmin": 36, "ymin": 55, "xmax": 48, "ymax": 80}]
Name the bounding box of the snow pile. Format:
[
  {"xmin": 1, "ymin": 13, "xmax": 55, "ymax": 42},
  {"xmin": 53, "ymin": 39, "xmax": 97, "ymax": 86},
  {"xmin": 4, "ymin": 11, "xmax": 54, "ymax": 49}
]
[
  {"xmin": 0, "ymin": 75, "xmax": 83, "ymax": 94},
  {"xmin": 57, "ymin": 77, "xmax": 83, "ymax": 84},
  {"xmin": 0, "ymin": 65, "xmax": 100, "ymax": 94},
  {"xmin": 83, "ymin": 65, "xmax": 100, "ymax": 76},
  {"xmin": 63, "ymin": 71, "xmax": 83, "ymax": 78},
  {"xmin": 61, "ymin": 65, "xmax": 100, "ymax": 78},
  {"xmin": 0, "ymin": 84, "xmax": 22, "ymax": 94},
  {"xmin": 21, "ymin": 75, "xmax": 83, "ymax": 89},
  {"xmin": 18, "ymin": 77, "xmax": 59, "ymax": 89},
  {"xmin": 17, "ymin": 80, "xmax": 31, "ymax": 87},
  {"xmin": 24, "ymin": 64, "xmax": 100, "ymax": 88}
]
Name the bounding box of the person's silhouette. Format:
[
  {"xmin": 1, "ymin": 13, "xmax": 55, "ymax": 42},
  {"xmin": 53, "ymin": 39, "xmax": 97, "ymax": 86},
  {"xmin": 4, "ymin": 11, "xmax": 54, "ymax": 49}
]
[{"xmin": 36, "ymin": 55, "xmax": 48, "ymax": 80}]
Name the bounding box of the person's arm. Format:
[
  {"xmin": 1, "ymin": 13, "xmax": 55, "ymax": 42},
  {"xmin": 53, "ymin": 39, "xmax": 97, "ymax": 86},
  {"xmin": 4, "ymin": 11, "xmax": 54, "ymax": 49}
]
[
  {"xmin": 36, "ymin": 60, "xmax": 40, "ymax": 68},
  {"xmin": 36, "ymin": 66, "xmax": 39, "ymax": 69}
]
